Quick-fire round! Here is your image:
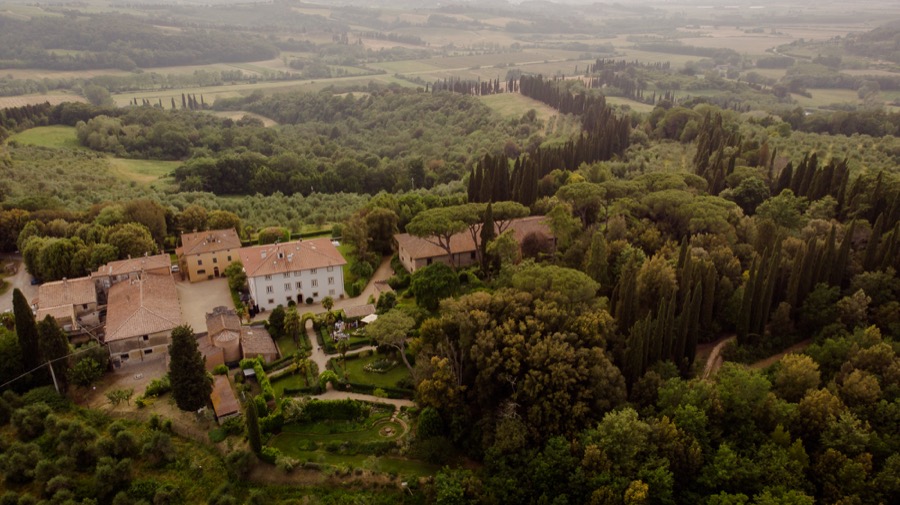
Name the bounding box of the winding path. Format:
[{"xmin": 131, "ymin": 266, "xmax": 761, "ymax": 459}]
[{"xmin": 701, "ymin": 335, "xmax": 736, "ymax": 380}]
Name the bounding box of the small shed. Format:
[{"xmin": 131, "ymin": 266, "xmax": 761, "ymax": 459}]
[{"xmin": 210, "ymin": 375, "xmax": 240, "ymax": 425}]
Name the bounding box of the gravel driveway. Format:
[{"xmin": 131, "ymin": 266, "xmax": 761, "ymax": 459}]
[{"xmin": 0, "ymin": 255, "xmax": 38, "ymax": 313}]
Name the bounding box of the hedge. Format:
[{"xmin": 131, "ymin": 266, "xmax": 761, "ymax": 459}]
[
  {"xmin": 339, "ymin": 382, "xmax": 414, "ymax": 400},
  {"xmin": 302, "ymin": 399, "xmax": 367, "ymax": 422},
  {"xmin": 282, "ymin": 385, "xmax": 323, "ymax": 396}
]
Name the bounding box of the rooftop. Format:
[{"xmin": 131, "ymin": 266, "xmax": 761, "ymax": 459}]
[
  {"xmin": 105, "ymin": 272, "xmax": 182, "ymax": 342},
  {"xmin": 206, "ymin": 306, "xmax": 241, "ymax": 338},
  {"xmin": 395, "ymin": 215, "xmax": 552, "ymax": 260},
  {"xmin": 92, "ymin": 254, "xmax": 171, "ymax": 278},
  {"xmin": 343, "ymin": 304, "xmax": 376, "ymax": 319},
  {"xmin": 178, "ymin": 228, "xmax": 242, "ymax": 257},
  {"xmin": 240, "ymin": 325, "xmax": 278, "ymax": 356},
  {"xmin": 238, "ymin": 238, "xmax": 346, "ymax": 278},
  {"xmin": 210, "ymin": 375, "xmax": 240, "ymax": 419},
  {"xmin": 36, "ymin": 276, "xmax": 96, "ymax": 313}
]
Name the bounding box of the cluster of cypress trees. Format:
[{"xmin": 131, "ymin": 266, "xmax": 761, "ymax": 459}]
[
  {"xmin": 615, "ymin": 240, "xmax": 718, "ymax": 385},
  {"xmin": 692, "ymin": 111, "xmax": 744, "ymax": 195},
  {"xmin": 467, "ymin": 79, "xmax": 631, "ymax": 206},
  {"xmin": 428, "ymin": 76, "xmax": 509, "ymax": 95}
]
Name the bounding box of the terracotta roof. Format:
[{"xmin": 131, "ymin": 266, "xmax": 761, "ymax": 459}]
[
  {"xmin": 395, "ymin": 215, "xmax": 552, "ymax": 260},
  {"xmin": 105, "ymin": 273, "xmax": 182, "ymax": 342},
  {"xmin": 36, "ymin": 304, "xmax": 75, "ymax": 323},
  {"xmin": 210, "ymin": 375, "xmax": 240, "ymax": 419},
  {"xmin": 241, "ymin": 326, "xmax": 278, "ymax": 356},
  {"xmin": 179, "ymin": 229, "xmax": 241, "ymax": 256},
  {"xmin": 92, "ymin": 254, "xmax": 171, "ymax": 278},
  {"xmin": 238, "ymin": 238, "xmax": 346, "ymax": 279},
  {"xmin": 206, "ymin": 306, "xmax": 241, "ymax": 337},
  {"xmin": 36, "ymin": 277, "xmax": 96, "ymax": 311},
  {"xmin": 343, "ymin": 304, "xmax": 376, "ymax": 319}
]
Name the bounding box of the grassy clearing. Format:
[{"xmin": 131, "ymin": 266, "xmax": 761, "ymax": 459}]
[
  {"xmin": 107, "ymin": 158, "xmax": 181, "ymax": 185},
  {"xmin": 331, "ymin": 353, "xmax": 411, "ymax": 390},
  {"xmin": 8, "ymin": 125, "xmax": 83, "ymax": 149},
  {"xmin": 278, "ymin": 449, "xmax": 439, "ymax": 477},
  {"xmin": 606, "ymin": 96, "xmax": 656, "ymax": 113},
  {"xmin": 479, "ymin": 93, "xmax": 559, "ymax": 122},
  {"xmin": 793, "ymin": 88, "xmax": 862, "ymax": 109}
]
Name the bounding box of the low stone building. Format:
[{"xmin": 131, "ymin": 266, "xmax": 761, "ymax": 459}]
[
  {"xmin": 92, "ymin": 254, "xmax": 171, "ymax": 304},
  {"xmin": 210, "ymin": 375, "xmax": 240, "ymax": 424}
]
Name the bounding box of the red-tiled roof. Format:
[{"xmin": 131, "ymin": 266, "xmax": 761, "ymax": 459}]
[
  {"xmin": 210, "ymin": 375, "xmax": 240, "ymax": 419},
  {"xmin": 178, "ymin": 228, "xmax": 242, "ymax": 256},
  {"xmin": 395, "ymin": 215, "xmax": 552, "ymax": 260},
  {"xmin": 36, "ymin": 277, "xmax": 96, "ymax": 312},
  {"xmin": 240, "ymin": 326, "xmax": 278, "ymax": 356},
  {"xmin": 105, "ymin": 273, "xmax": 182, "ymax": 342},
  {"xmin": 238, "ymin": 238, "xmax": 346, "ymax": 278},
  {"xmin": 92, "ymin": 254, "xmax": 171, "ymax": 278}
]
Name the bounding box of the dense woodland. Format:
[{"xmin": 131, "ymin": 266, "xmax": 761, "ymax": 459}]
[{"xmin": 3, "ymin": 3, "xmax": 900, "ymax": 502}]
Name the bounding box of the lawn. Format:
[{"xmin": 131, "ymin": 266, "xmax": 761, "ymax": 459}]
[
  {"xmin": 330, "ymin": 353, "xmax": 411, "ymax": 390},
  {"xmin": 275, "ymin": 450, "xmax": 439, "ymax": 477},
  {"xmin": 272, "ymin": 369, "xmax": 319, "ymax": 398},
  {"xmin": 479, "ymin": 93, "xmax": 558, "ymax": 122},
  {"xmin": 107, "ymin": 158, "xmax": 181, "ymax": 185},
  {"xmin": 9, "ymin": 125, "xmax": 83, "ymax": 149}
]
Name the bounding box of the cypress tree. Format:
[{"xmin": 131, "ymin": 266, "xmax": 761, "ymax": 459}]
[
  {"xmin": 13, "ymin": 289, "xmax": 41, "ymax": 376},
  {"xmin": 832, "ymin": 221, "xmax": 855, "ymax": 287},
  {"xmin": 864, "ymin": 213, "xmax": 884, "ymax": 272},
  {"xmin": 37, "ymin": 316, "xmax": 70, "ymax": 392},
  {"xmin": 584, "ymin": 229, "xmax": 609, "ymax": 286},
  {"xmin": 480, "ymin": 203, "xmax": 496, "ymax": 272},
  {"xmin": 168, "ymin": 324, "xmax": 211, "ymax": 411},
  {"xmin": 246, "ymin": 401, "xmax": 262, "ymax": 454}
]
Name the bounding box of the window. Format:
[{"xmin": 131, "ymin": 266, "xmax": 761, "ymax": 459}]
[
  {"xmin": 313, "ymin": 292, "xmax": 319, "ymax": 298},
  {"xmin": 328, "ymin": 277, "xmax": 334, "ymax": 285},
  {"xmin": 266, "ymin": 286, "xmax": 274, "ymax": 294},
  {"xmin": 470, "ymin": 252, "xmax": 476, "ymax": 259},
  {"xmin": 311, "ymin": 279, "xmax": 318, "ymax": 287},
  {"xmin": 198, "ymin": 259, "xmax": 203, "ymax": 265},
  {"xmin": 213, "ymin": 257, "xmax": 218, "ymax": 264},
  {"xmin": 198, "ymin": 269, "xmax": 206, "ymax": 275},
  {"xmin": 296, "ymin": 281, "xmax": 302, "ymax": 289},
  {"xmin": 284, "ymin": 283, "xmax": 291, "ymax": 291},
  {"xmin": 327, "ymin": 266, "xmax": 333, "ymax": 272},
  {"xmin": 142, "ymin": 335, "xmax": 149, "ymax": 341},
  {"xmin": 283, "ymin": 273, "xmax": 290, "ymax": 279},
  {"xmin": 264, "ymin": 275, "xmax": 272, "ymax": 281},
  {"xmin": 311, "ymin": 268, "xmax": 317, "ymax": 274},
  {"xmin": 294, "ymin": 271, "xmax": 301, "ymax": 277},
  {"xmin": 268, "ymin": 298, "xmax": 274, "ymax": 305},
  {"xmin": 286, "ymin": 296, "xmax": 292, "ymax": 303},
  {"xmin": 427, "ymin": 258, "xmax": 433, "ymax": 265},
  {"xmin": 120, "ymin": 354, "xmax": 129, "ymax": 360},
  {"xmin": 144, "ymin": 349, "xmax": 153, "ymax": 355},
  {"xmin": 227, "ymin": 256, "xmax": 232, "ymax": 262},
  {"xmin": 329, "ymin": 289, "xmax": 335, "ymax": 296}
]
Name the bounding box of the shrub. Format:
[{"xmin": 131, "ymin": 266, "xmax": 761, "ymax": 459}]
[
  {"xmin": 259, "ymin": 446, "xmax": 281, "ymax": 464},
  {"xmin": 143, "ymin": 375, "xmax": 171, "ymax": 397},
  {"xmin": 222, "ymin": 416, "xmax": 244, "ymax": 436},
  {"xmin": 305, "ymin": 297, "xmax": 314, "ymax": 305},
  {"xmin": 213, "ymin": 364, "xmax": 228, "ymax": 375}
]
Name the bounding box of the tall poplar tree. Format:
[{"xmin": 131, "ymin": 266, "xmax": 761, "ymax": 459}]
[{"xmin": 168, "ymin": 324, "xmax": 211, "ymax": 411}]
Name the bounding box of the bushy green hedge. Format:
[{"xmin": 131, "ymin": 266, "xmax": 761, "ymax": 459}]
[
  {"xmin": 341, "ymin": 382, "xmax": 414, "ymax": 400},
  {"xmin": 282, "ymin": 385, "xmax": 323, "ymax": 396},
  {"xmin": 241, "ymin": 358, "xmax": 275, "ymax": 402},
  {"xmin": 302, "ymin": 399, "xmax": 367, "ymax": 422}
]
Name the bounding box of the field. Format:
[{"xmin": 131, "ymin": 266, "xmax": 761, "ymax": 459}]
[
  {"xmin": 792, "ymin": 88, "xmax": 863, "ymax": 109},
  {"xmin": 8, "ymin": 126, "xmax": 179, "ymax": 187},
  {"xmin": 107, "ymin": 158, "xmax": 181, "ymax": 186},
  {"xmin": 479, "ymin": 93, "xmax": 559, "ymax": 124},
  {"xmin": 8, "ymin": 125, "xmax": 84, "ymax": 148},
  {"xmin": 0, "ymin": 93, "xmax": 87, "ymax": 108}
]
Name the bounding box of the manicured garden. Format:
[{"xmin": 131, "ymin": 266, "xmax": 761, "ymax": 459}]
[{"xmin": 330, "ymin": 352, "xmax": 411, "ymax": 391}]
